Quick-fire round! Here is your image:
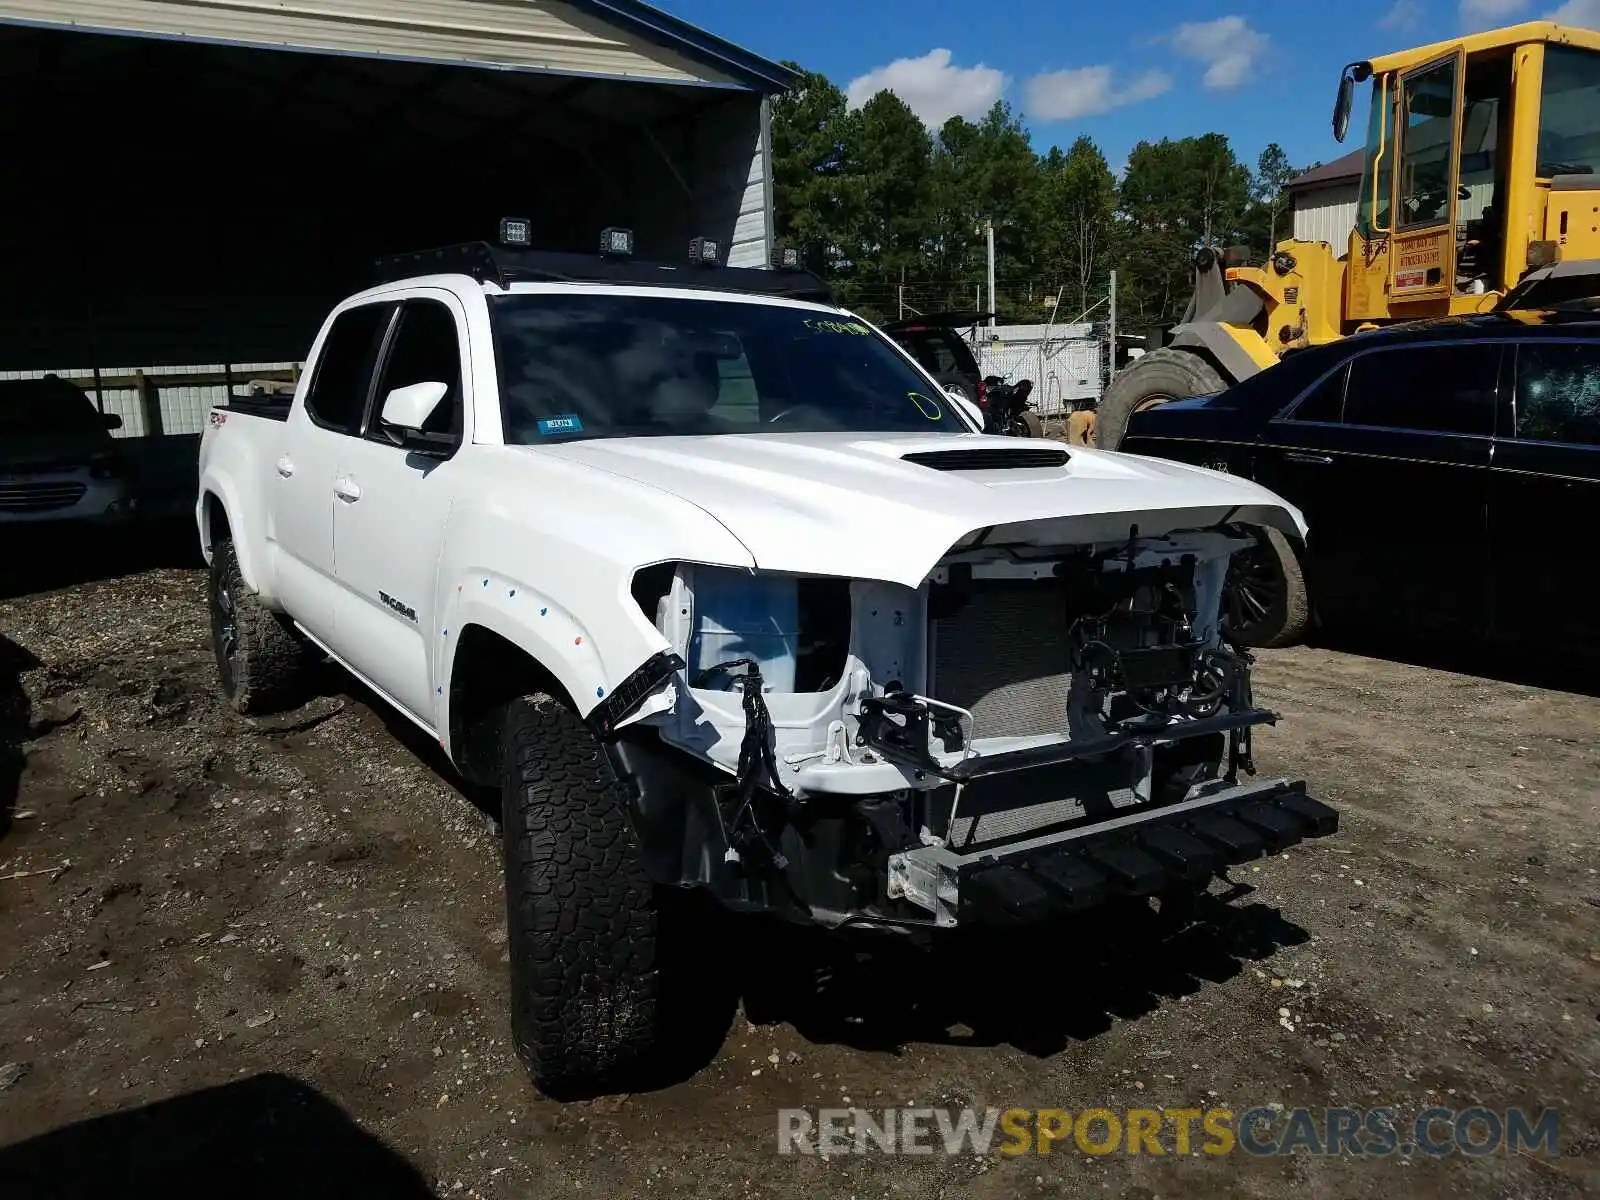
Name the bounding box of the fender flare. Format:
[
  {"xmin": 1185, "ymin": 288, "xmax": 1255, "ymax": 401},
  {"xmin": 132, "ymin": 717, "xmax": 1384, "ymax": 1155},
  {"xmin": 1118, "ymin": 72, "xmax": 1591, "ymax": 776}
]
[
  {"xmin": 196, "ymin": 475, "xmax": 269, "ymax": 598},
  {"xmin": 441, "ymin": 578, "xmax": 655, "ymax": 729}
]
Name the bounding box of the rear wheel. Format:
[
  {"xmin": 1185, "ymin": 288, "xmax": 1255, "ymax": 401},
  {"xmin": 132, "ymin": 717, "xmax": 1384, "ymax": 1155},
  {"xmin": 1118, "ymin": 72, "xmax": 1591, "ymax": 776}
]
[
  {"xmin": 1015, "ymin": 411, "xmax": 1044, "ymax": 438},
  {"xmin": 501, "ymin": 694, "xmax": 735, "ymax": 1098},
  {"xmin": 1093, "ymin": 348, "xmax": 1228, "ymax": 449},
  {"xmin": 208, "ymin": 539, "xmax": 310, "ymax": 715},
  {"xmin": 1222, "ymin": 527, "xmax": 1310, "ymax": 649}
]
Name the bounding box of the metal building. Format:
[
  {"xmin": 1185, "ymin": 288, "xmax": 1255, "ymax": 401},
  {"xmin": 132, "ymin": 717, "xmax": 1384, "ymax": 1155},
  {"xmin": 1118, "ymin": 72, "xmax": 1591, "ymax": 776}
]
[
  {"xmin": 0, "ymin": 1, "xmax": 797, "ymax": 510},
  {"xmin": 1287, "ymin": 150, "xmax": 1364, "ymax": 248}
]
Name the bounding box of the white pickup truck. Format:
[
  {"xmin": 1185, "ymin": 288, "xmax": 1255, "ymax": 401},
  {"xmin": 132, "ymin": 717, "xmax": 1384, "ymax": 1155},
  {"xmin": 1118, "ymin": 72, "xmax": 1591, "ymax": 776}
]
[{"xmin": 196, "ymin": 236, "xmax": 1337, "ymax": 1098}]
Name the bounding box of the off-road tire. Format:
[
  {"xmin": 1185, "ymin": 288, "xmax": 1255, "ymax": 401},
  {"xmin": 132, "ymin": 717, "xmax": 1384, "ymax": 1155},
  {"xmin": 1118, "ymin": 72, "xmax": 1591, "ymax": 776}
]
[
  {"xmin": 1093, "ymin": 348, "xmax": 1228, "ymax": 449},
  {"xmin": 1017, "ymin": 411, "xmax": 1044, "ymax": 438},
  {"xmin": 501, "ymin": 694, "xmax": 734, "ymax": 1099},
  {"xmin": 208, "ymin": 538, "xmax": 309, "ymax": 715},
  {"xmin": 1223, "ymin": 526, "xmax": 1310, "ymax": 649}
]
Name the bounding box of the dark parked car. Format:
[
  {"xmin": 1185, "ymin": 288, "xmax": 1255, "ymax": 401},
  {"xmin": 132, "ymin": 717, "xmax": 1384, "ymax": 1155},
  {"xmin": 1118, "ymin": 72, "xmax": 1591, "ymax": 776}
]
[
  {"xmin": 1120, "ymin": 313, "xmax": 1600, "ymax": 658},
  {"xmin": 0, "ymin": 375, "xmax": 133, "ymax": 528},
  {"xmin": 882, "ymin": 311, "xmax": 990, "ymax": 404}
]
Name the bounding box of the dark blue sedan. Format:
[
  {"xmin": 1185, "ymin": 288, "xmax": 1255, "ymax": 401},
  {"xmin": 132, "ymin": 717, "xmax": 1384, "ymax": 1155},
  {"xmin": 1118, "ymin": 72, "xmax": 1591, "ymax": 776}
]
[{"xmin": 1120, "ymin": 313, "xmax": 1600, "ymax": 657}]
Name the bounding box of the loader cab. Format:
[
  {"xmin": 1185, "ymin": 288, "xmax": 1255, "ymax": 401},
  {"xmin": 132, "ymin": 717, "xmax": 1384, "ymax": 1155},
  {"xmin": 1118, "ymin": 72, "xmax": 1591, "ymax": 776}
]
[{"xmin": 1342, "ymin": 26, "xmax": 1600, "ymax": 325}]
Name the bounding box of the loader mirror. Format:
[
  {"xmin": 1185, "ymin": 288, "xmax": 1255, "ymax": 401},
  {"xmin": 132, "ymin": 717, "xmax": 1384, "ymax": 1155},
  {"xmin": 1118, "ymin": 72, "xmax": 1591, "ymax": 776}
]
[{"xmin": 1334, "ymin": 74, "xmax": 1355, "ymax": 143}]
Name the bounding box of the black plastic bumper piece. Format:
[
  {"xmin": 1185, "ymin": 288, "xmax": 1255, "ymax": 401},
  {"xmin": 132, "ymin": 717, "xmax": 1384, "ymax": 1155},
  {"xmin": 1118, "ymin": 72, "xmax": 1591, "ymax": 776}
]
[{"xmin": 953, "ymin": 780, "xmax": 1338, "ymax": 925}]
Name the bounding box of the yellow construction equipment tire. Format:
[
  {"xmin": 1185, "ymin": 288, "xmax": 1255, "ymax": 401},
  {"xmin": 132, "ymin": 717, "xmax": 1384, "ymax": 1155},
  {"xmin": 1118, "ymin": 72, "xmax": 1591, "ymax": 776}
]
[{"xmin": 1093, "ymin": 348, "xmax": 1228, "ymax": 450}]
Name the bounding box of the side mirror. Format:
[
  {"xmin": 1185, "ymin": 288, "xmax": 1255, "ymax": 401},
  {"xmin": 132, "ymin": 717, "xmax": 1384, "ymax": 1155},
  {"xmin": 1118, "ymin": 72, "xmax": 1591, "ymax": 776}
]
[
  {"xmin": 102, "ymin": 412, "xmax": 123, "ymax": 430},
  {"xmin": 381, "ymin": 380, "xmax": 449, "ymax": 431},
  {"xmin": 945, "ymin": 390, "xmax": 984, "ymax": 430},
  {"xmin": 1333, "ymin": 73, "xmax": 1355, "ymax": 143}
]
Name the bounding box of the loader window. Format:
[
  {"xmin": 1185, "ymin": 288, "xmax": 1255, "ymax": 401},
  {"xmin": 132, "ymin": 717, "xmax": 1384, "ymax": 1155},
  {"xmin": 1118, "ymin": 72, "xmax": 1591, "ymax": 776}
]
[
  {"xmin": 1357, "ymin": 78, "xmax": 1393, "ymax": 237},
  {"xmin": 1538, "ymin": 46, "xmax": 1600, "ymax": 178},
  {"xmin": 1397, "ymin": 58, "xmax": 1459, "ymax": 229}
]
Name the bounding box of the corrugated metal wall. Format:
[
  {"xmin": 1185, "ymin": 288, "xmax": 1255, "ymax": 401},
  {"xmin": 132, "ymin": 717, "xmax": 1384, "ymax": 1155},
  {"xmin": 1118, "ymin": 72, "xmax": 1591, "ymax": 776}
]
[
  {"xmin": 1291, "ymin": 184, "xmax": 1359, "ymax": 247},
  {"xmin": 1291, "ymin": 180, "xmax": 1496, "ymax": 247},
  {"xmin": 0, "ymin": 0, "xmax": 737, "ymax": 84},
  {"xmin": 688, "ymin": 97, "xmax": 770, "ymax": 268}
]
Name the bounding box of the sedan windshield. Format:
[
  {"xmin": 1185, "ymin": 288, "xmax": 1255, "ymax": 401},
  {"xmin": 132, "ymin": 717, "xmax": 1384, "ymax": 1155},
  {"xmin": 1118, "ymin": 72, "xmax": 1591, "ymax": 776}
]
[
  {"xmin": 0, "ymin": 379, "xmax": 103, "ymax": 435},
  {"xmin": 488, "ymin": 292, "xmax": 964, "ymax": 443}
]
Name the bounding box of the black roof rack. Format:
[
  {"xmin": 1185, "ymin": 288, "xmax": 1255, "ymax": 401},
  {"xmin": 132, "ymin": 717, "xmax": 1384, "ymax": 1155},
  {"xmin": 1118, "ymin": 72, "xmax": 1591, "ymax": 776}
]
[{"xmin": 373, "ymin": 242, "xmax": 837, "ymax": 305}]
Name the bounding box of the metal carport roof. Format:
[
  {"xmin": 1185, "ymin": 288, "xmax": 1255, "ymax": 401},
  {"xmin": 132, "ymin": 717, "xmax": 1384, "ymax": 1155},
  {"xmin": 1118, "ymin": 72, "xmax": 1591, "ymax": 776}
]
[{"xmin": 0, "ymin": 0, "xmax": 799, "ymax": 92}]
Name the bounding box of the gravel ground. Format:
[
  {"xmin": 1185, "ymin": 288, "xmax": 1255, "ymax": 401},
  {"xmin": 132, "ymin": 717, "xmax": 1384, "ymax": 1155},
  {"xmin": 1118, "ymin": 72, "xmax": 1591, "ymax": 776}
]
[{"xmin": 0, "ymin": 526, "xmax": 1596, "ymax": 1199}]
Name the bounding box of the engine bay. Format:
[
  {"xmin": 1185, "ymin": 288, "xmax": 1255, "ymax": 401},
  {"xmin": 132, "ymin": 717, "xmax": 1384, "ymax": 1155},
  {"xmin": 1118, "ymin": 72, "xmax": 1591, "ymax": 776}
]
[{"xmin": 624, "ymin": 524, "xmax": 1281, "ymax": 925}]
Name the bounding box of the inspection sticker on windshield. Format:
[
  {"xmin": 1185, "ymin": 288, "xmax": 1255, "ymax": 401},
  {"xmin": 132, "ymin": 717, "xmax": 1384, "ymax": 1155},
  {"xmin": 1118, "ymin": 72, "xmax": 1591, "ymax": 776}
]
[
  {"xmin": 803, "ymin": 317, "xmax": 871, "ymax": 336},
  {"xmin": 536, "ymin": 415, "xmax": 583, "ymax": 436}
]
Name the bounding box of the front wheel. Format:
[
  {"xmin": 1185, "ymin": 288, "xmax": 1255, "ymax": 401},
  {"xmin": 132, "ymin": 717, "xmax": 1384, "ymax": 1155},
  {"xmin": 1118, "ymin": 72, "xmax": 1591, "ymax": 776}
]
[
  {"xmin": 1093, "ymin": 348, "xmax": 1228, "ymax": 449},
  {"xmin": 501, "ymin": 695, "xmax": 735, "ymax": 1098},
  {"xmin": 1222, "ymin": 527, "xmax": 1310, "ymax": 649}
]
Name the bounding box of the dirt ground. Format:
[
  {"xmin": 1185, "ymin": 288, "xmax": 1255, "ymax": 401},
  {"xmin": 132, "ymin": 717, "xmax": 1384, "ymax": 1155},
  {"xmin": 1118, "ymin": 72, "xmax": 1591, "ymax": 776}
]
[{"xmin": 0, "ymin": 526, "xmax": 1595, "ymax": 1199}]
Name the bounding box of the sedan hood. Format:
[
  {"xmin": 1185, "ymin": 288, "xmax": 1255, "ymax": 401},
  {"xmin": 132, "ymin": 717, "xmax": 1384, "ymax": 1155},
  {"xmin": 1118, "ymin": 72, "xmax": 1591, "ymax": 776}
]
[{"xmin": 540, "ymin": 432, "xmax": 1306, "ymax": 588}]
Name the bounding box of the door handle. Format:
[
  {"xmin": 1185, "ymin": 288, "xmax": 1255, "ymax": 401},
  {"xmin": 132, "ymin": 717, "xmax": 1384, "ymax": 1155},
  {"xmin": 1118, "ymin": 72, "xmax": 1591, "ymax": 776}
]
[
  {"xmin": 333, "ymin": 477, "xmax": 362, "ymax": 503},
  {"xmin": 1284, "ymin": 451, "xmax": 1334, "ymax": 465},
  {"xmin": 275, "ymin": 456, "xmax": 295, "ymax": 478}
]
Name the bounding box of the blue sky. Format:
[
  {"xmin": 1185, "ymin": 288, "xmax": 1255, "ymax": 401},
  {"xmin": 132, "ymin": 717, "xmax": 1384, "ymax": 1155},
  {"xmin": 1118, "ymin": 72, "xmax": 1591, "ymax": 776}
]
[{"xmin": 656, "ymin": 0, "xmax": 1600, "ymax": 173}]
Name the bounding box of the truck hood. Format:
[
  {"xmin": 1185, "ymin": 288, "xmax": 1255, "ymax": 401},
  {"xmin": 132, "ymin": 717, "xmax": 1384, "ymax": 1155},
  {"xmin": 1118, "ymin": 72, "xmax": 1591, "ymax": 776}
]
[
  {"xmin": 540, "ymin": 432, "xmax": 1307, "ymax": 588},
  {"xmin": 0, "ymin": 429, "xmax": 107, "ymax": 470}
]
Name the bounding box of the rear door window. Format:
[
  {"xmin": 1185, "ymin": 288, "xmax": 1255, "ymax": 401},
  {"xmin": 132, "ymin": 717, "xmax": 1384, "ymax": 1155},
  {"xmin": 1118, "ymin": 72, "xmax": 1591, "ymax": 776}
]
[
  {"xmin": 900, "ymin": 329, "xmax": 976, "ymax": 377},
  {"xmin": 1514, "ymin": 341, "xmax": 1600, "ymax": 447},
  {"xmin": 306, "ymin": 303, "xmax": 394, "ymax": 433},
  {"xmin": 1342, "ymin": 343, "xmax": 1499, "ymax": 436}
]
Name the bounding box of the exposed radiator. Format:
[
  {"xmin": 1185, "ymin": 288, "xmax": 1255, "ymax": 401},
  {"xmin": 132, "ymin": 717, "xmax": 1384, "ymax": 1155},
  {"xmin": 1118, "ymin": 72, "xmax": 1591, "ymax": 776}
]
[{"xmin": 930, "ymin": 581, "xmax": 1072, "ymax": 740}]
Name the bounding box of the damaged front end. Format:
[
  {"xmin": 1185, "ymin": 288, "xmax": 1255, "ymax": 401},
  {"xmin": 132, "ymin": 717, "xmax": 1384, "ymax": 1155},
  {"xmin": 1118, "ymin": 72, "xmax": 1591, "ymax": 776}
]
[{"xmin": 604, "ymin": 521, "xmax": 1336, "ymax": 930}]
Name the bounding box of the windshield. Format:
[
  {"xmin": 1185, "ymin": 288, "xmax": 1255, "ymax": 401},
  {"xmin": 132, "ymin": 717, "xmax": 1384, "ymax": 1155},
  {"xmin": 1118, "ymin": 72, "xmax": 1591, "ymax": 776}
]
[
  {"xmin": 1356, "ymin": 76, "xmax": 1393, "ymax": 238},
  {"xmin": 489, "ymin": 292, "xmax": 965, "ymax": 444},
  {"xmin": 0, "ymin": 379, "xmax": 103, "ymax": 436},
  {"xmin": 1539, "ymin": 45, "xmax": 1600, "ymax": 177}
]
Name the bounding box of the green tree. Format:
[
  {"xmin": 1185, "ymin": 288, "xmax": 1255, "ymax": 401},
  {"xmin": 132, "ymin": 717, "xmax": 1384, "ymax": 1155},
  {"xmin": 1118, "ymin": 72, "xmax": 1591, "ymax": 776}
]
[
  {"xmin": 1039, "ymin": 136, "xmax": 1117, "ymax": 318},
  {"xmin": 1116, "ymin": 134, "xmax": 1254, "ymax": 324},
  {"xmin": 768, "ymin": 64, "xmax": 853, "ymax": 270},
  {"xmin": 1253, "ymin": 142, "xmax": 1298, "ymax": 249},
  {"xmin": 837, "ymin": 90, "xmax": 933, "ymax": 314}
]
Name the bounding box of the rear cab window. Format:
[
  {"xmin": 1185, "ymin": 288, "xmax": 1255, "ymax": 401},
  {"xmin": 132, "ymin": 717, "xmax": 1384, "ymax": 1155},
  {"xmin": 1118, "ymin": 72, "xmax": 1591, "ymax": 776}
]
[
  {"xmin": 305, "ymin": 303, "xmax": 395, "ymax": 434},
  {"xmin": 897, "ymin": 328, "xmax": 978, "ymax": 378}
]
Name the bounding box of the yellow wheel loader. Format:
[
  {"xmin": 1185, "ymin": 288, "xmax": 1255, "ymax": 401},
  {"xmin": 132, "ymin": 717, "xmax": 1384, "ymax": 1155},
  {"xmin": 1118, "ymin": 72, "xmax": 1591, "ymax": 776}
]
[{"xmin": 1094, "ymin": 20, "xmax": 1600, "ymax": 448}]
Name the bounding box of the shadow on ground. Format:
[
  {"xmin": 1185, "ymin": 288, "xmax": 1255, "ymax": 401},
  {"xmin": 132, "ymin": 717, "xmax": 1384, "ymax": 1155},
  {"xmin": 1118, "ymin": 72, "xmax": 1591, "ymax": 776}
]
[
  {"xmin": 0, "ymin": 517, "xmax": 201, "ymax": 601},
  {"xmin": 734, "ymin": 888, "xmax": 1309, "ymax": 1060},
  {"xmin": 0, "ymin": 632, "xmax": 39, "ymax": 831},
  {"xmin": 0, "ymin": 1073, "xmax": 433, "ymax": 1200},
  {"xmin": 1307, "ymin": 625, "xmax": 1600, "ymax": 699}
]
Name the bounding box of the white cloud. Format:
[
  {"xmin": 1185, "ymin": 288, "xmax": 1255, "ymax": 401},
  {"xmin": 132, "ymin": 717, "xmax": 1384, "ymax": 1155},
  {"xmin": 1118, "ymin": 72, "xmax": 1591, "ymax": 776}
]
[
  {"xmin": 1023, "ymin": 65, "xmax": 1172, "ymax": 121},
  {"xmin": 1168, "ymin": 16, "xmax": 1271, "ymax": 91},
  {"xmin": 1460, "ymin": 0, "xmax": 1528, "ymax": 25},
  {"xmin": 1380, "ymin": 0, "xmax": 1424, "ymax": 28},
  {"xmin": 844, "ymin": 49, "xmax": 1009, "ymax": 128},
  {"xmin": 1546, "ymin": 0, "xmax": 1600, "ymax": 26}
]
